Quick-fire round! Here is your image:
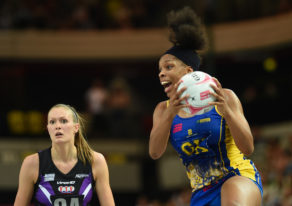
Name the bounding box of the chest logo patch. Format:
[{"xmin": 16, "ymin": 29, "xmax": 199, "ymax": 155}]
[{"xmin": 58, "ymin": 186, "xmax": 75, "ymax": 193}]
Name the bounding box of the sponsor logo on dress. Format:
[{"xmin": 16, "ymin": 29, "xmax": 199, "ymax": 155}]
[
  {"xmin": 197, "ymin": 118, "xmax": 211, "ymax": 123},
  {"xmin": 58, "ymin": 186, "xmax": 75, "ymax": 193},
  {"xmin": 75, "ymin": 174, "xmax": 89, "ymax": 178},
  {"xmin": 173, "ymin": 123, "xmax": 182, "ymax": 133},
  {"xmin": 44, "ymin": 173, "xmax": 55, "ymax": 182},
  {"xmin": 57, "ymin": 181, "xmax": 75, "ymax": 185}
]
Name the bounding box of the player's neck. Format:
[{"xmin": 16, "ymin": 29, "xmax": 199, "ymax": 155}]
[{"xmin": 51, "ymin": 144, "xmax": 77, "ymax": 163}]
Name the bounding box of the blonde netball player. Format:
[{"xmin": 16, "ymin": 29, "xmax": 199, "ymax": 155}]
[{"xmin": 14, "ymin": 104, "xmax": 115, "ymax": 206}]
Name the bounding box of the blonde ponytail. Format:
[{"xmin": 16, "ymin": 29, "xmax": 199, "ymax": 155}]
[{"xmin": 74, "ymin": 111, "xmax": 93, "ymax": 165}]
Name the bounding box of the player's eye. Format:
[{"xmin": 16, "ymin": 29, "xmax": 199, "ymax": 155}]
[
  {"xmin": 49, "ymin": 120, "xmax": 55, "ymax": 124},
  {"xmin": 61, "ymin": 119, "xmax": 68, "ymax": 123},
  {"xmin": 166, "ymin": 64, "xmax": 173, "ymax": 70}
]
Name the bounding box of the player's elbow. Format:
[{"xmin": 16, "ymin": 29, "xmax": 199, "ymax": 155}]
[
  {"xmin": 149, "ymin": 138, "xmax": 166, "ymax": 160},
  {"xmin": 149, "ymin": 149, "xmax": 162, "ymax": 160},
  {"xmin": 243, "ymin": 145, "xmax": 254, "ymax": 156}
]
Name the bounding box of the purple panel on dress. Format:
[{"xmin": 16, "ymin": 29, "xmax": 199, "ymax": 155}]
[
  {"xmin": 79, "ymin": 174, "xmax": 93, "ymax": 205},
  {"xmin": 35, "ymin": 175, "xmax": 55, "ymax": 205}
]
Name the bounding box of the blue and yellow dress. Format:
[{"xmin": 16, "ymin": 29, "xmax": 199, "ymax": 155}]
[{"xmin": 169, "ymin": 105, "xmax": 263, "ymax": 205}]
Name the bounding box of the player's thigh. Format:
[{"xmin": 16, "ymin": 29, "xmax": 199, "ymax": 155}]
[{"xmin": 221, "ymin": 175, "xmax": 261, "ymax": 206}]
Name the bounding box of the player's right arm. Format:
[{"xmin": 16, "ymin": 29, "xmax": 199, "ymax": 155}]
[
  {"xmin": 149, "ymin": 101, "xmax": 172, "ymax": 159},
  {"xmin": 14, "ymin": 153, "xmax": 39, "ymax": 206},
  {"xmin": 149, "ymin": 82, "xmax": 189, "ymax": 159}
]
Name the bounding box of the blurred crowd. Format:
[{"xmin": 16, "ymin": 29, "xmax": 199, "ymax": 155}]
[
  {"xmin": 258, "ymin": 136, "xmax": 292, "ymax": 206},
  {"xmin": 85, "ymin": 76, "xmax": 144, "ymax": 138},
  {"xmin": 0, "ymin": 0, "xmax": 291, "ymax": 30}
]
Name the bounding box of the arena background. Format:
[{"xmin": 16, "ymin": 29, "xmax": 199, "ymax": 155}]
[{"xmin": 0, "ymin": 0, "xmax": 292, "ymax": 205}]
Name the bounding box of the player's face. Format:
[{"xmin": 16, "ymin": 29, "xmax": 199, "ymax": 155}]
[
  {"xmin": 158, "ymin": 54, "xmax": 192, "ymax": 97},
  {"xmin": 47, "ymin": 107, "xmax": 79, "ymax": 144}
]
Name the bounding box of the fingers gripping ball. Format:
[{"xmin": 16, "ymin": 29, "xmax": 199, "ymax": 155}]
[{"xmin": 178, "ymin": 71, "xmax": 216, "ymax": 115}]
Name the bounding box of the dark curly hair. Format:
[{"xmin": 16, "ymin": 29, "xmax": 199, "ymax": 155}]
[{"xmin": 167, "ymin": 6, "xmax": 208, "ymax": 51}]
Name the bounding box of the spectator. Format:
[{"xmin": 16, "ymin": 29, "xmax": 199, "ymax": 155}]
[
  {"xmin": 106, "ymin": 76, "xmax": 133, "ymax": 138},
  {"xmin": 85, "ymin": 78, "xmax": 109, "ymax": 137}
]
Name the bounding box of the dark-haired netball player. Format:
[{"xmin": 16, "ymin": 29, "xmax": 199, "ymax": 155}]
[{"xmin": 149, "ymin": 6, "xmax": 263, "ymax": 206}]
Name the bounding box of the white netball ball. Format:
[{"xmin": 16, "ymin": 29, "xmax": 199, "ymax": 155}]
[{"xmin": 178, "ymin": 71, "xmax": 216, "ymax": 115}]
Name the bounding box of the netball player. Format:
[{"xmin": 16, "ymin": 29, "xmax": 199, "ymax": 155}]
[
  {"xmin": 14, "ymin": 104, "xmax": 115, "ymax": 206},
  {"xmin": 149, "ymin": 7, "xmax": 263, "ymax": 206}
]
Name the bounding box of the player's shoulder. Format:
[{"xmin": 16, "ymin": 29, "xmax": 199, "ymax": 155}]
[
  {"xmin": 21, "ymin": 153, "xmax": 39, "ymax": 180},
  {"xmin": 223, "ymin": 88, "xmax": 235, "ymax": 96},
  {"xmin": 223, "ymin": 88, "xmax": 239, "ymax": 102},
  {"xmin": 223, "ymin": 88, "xmax": 243, "ymax": 111},
  {"xmin": 91, "ymin": 151, "xmax": 109, "ymax": 179},
  {"xmin": 92, "ymin": 151, "xmax": 107, "ymax": 166},
  {"xmin": 22, "ymin": 153, "xmax": 39, "ymax": 168}
]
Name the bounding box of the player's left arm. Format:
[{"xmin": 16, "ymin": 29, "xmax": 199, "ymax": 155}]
[
  {"xmin": 92, "ymin": 152, "xmax": 115, "ymax": 206},
  {"xmin": 209, "ymin": 78, "xmax": 254, "ymax": 156}
]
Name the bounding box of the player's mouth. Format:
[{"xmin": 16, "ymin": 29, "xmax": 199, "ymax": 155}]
[
  {"xmin": 55, "ymin": 132, "xmax": 63, "ymax": 137},
  {"xmin": 161, "ymin": 81, "xmax": 172, "ymax": 93}
]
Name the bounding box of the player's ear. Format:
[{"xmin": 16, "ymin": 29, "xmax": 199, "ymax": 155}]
[
  {"xmin": 187, "ymin": 66, "xmax": 194, "ymax": 73},
  {"xmin": 74, "ymin": 123, "xmax": 80, "ymax": 133}
]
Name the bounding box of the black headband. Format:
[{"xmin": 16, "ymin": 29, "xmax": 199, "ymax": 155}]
[{"xmin": 164, "ymin": 46, "xmax": 200, "ymax": 70}]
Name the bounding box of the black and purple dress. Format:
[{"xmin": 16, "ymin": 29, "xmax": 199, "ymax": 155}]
[{"xmin": 33, "ymin": 148, "xmax": 96, "ymax": 206}]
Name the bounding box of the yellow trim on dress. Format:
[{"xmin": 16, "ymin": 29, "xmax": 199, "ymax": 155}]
[
  {"xmin": 224, "ymin": 124, "xmax": 257, "ymax": 181},
  {"xmin": 218, "ymin": 116, "xmax": 228, "ymax": 172},
  {"xmin": 216, "ymin": 105, "xmax": 256, "ymax": 180},
  {"xmin": 214, "ymin": 105, "xmax": 223, "ymax": 117}
]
